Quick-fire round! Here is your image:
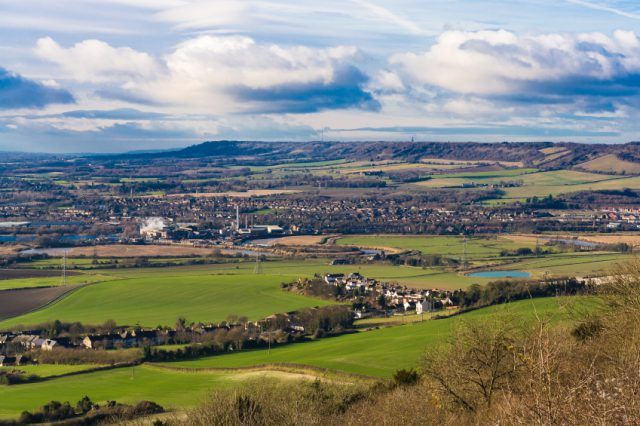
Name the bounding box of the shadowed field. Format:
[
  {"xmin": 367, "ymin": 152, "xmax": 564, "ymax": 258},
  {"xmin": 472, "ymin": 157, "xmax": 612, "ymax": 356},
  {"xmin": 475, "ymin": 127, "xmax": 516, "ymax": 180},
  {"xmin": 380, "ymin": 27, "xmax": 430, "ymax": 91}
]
[{"xmin": 0, "ymin": 269, "xmax": 75, "ymax": 280}]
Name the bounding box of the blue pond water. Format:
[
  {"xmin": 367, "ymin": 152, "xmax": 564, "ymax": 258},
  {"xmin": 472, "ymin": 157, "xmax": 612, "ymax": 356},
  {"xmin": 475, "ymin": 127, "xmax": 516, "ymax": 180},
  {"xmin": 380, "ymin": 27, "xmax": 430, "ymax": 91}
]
[{"xmin": 467, "ymin": 270, "xmax": 531, "ymax": 279}]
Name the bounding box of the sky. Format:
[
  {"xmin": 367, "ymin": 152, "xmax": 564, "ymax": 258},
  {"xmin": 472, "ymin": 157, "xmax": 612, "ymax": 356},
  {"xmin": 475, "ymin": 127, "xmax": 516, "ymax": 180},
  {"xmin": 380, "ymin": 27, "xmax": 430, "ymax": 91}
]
[{"xmin": 1, "ymin": 1, "xmax": 640, "ymax": 152}]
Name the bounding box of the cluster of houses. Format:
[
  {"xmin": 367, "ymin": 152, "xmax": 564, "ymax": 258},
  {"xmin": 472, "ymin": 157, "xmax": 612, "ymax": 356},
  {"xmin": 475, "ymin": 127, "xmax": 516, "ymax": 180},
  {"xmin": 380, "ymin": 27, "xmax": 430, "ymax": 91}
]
[
  {"xmin": 0, "ymin": 320, "xmax": 284, "ymax": 365},
  {"xmin": 81, "ymin": 329, "xmax": 174, "ymax": 350},
  {"xmin": 0, "ymin": 334, "xmax": 58, "ymax": 366},
  {"xmin": 0, "ymin": 334, "xmax": 58, "ymax": 352},
  {"xmin": 323, "ymin": 272, "xmax": 456, "ymax": 317},
  {"xmin": 0, "ymin": 329, "xmax": 173, "ymax": 365},
  {"xmin": 555, "ymin": 208, "xmax": 640, "ymax": 230}
]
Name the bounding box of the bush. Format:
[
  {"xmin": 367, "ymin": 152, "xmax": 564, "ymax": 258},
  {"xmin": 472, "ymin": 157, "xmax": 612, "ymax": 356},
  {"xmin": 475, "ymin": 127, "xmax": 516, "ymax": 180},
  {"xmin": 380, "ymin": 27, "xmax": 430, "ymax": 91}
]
[
  {"xmin": 392, "ymin": 368, "xmax": 420, "ymax": 386},
  {"xmin": 0, "ymin": 398, "xmax": 164, "ymax": 426},
  {"xmin": 183, "ymin": 380, "xmax": 370, "ymax": 425},
  {"xmin": 571, "ymin": 317, "xmax": 603, "ymax": 342}
]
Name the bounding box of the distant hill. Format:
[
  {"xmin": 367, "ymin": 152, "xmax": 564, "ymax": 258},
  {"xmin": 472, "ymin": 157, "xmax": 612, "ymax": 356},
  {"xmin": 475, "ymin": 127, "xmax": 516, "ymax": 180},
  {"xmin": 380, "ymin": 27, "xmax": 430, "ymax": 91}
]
[{"xmin": 119, "ymin": 140, "xmax": 640, "ymax": 173}]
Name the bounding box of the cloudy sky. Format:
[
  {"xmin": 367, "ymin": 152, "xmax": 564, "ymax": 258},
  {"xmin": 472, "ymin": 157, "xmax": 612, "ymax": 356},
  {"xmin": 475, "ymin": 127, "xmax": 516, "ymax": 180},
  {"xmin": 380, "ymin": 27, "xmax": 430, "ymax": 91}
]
[{"xmin": 1, "ymin": 0, "xmax": 640, "ymax": 152}]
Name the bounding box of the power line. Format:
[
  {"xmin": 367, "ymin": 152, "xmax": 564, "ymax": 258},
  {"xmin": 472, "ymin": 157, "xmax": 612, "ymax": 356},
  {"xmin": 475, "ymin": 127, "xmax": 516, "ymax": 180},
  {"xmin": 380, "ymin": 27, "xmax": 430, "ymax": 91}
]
[
  {"xmin": 61, "ymin": 251, "xmax": 67, "ymax": 286},
  {"xmin": 253, "ymin": 254, "xmax": 263, "ymax": 274}
]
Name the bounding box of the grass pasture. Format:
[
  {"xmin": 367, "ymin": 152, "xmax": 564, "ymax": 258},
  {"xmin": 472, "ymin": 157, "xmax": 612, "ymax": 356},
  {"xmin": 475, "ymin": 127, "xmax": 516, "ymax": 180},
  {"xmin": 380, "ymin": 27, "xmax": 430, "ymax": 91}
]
[
  {"xmin": 577, "ymin": 154, "xmax": 640, "ymax": 175},
  {"xmin": 27, "ymin": 244, "xmax": 224, "ymax": 258},
  {"xmin": 420, "ymin": 157, "xmax": 524, "ymax": 168},
  {"xmin": 0, "ymin": 364, "xmax": 347, "ymax": 419},
  {"xmin": 499, "ymin": 252, "xmax": 632, "ymax": 278},
  {"xmin": 0, "ymin": 272, "xmax": 334, "ymax": 329},
  {"xmin": 334, "ymin": 235, "xmax": 630, "ymax": 281},
  {"xmin": 413, "ymin": 168, "xmax": 640, "ymax": 203},
  {"xmin": 0, "ymin": 365, "xmax": 230, "ymax": 418},
  {"xmin": 0, "ymin": 240, "xmax": 627, "ymax": 329},
  {"xmin": 0, "ymin": 272, "xmax": 114, "ymax": 291},
  {"xmin": 0, "ymin": 364, "xmax": 103, "ymax": 378},
  {"xmin": 0, "ymin": 297, "xmax": 596, "ymax": 418},
  {"xmin": 0, "ymin": 259, "xmax": 493, "ymax": 328},
  {"xmin": 166, "ymin": 297, "xmax": 594, "ymax": 377},
  {"xmin": 335, "ymin": 235, "xmax": 535, "ymax": 259}
]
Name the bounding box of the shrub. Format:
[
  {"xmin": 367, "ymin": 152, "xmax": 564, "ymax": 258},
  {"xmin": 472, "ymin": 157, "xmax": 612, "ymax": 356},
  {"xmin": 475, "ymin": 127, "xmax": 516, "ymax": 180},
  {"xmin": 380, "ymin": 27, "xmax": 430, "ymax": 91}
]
[{"xmin": 392, "ymin": 368, "xmax": 420, "ymax": 387}]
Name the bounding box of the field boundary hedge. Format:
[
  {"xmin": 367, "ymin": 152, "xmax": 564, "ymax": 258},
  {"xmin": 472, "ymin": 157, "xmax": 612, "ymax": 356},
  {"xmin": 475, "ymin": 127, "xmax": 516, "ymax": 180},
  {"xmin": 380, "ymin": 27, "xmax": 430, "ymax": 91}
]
[{"xmin": 4, "ymin": 362, "xmax": 138, "ymax": 386}]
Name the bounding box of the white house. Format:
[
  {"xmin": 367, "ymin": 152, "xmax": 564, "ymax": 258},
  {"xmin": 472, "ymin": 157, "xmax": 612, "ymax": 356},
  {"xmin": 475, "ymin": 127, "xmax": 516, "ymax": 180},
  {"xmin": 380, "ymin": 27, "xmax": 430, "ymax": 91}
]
[{"xmin": 416, "ymin": 299, "xmax": 431, "ymax": 315}]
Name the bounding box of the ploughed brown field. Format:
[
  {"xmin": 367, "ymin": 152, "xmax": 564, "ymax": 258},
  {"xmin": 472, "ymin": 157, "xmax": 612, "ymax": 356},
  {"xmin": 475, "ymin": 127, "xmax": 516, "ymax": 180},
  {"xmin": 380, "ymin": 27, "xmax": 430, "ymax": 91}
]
[
  {"xmin": 0, "ymin": 245, "xmax": 27, "ymax": 256},
  {"xmin": 0, "ymin": 285, "xmax": 81, "ymax": 321},
  {"xmin": 0, "ymin": 269, "xmax": 77, "ymax": 280}
]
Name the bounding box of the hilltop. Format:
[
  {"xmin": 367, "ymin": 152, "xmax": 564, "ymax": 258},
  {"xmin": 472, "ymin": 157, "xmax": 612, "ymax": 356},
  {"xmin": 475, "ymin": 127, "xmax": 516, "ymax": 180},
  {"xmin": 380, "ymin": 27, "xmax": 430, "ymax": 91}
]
[{"xmin": 118, "ymin": 140, "xmax": 640, "ymax": 174}]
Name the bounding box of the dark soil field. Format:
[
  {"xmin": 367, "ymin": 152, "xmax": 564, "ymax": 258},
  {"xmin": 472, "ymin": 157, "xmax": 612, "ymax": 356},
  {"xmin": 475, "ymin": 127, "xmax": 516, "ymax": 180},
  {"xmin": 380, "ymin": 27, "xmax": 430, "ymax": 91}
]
[
  {"xmin": 0, "ymin": 269, "xmax": 77, "ymax": 280},
  {"xmin": 0, "ymin": 285, "xmax": 80, "ymax": 321}
]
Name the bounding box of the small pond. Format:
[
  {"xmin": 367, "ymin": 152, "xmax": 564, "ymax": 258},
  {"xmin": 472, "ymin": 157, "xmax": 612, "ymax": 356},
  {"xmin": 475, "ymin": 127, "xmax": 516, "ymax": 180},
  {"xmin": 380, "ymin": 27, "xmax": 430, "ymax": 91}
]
[{"xmin": 467, "ymin": 270, "xmax": 531, "ymax": 279}]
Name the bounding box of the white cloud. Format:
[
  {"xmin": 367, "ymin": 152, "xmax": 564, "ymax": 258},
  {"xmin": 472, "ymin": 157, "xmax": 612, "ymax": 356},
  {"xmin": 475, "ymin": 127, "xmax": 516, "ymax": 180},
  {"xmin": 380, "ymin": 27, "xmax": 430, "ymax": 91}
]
[
  {"xmin": 373, "ymin": 69, "xmax": 406, "ymax": 92},
  {"xmin": 35, "ymin": 37, "xmax": 160, "ymax": 83},
  {"xmin": 389, "ymin": 29, "xmax": 640, "ymax": 96},
  {"xmin": 164, "ymin": 35, "xmax": 357, "ymax": 89},
  {"xmin": 35, "ymin": 35, "xmax": 365, "ymax": 113}
]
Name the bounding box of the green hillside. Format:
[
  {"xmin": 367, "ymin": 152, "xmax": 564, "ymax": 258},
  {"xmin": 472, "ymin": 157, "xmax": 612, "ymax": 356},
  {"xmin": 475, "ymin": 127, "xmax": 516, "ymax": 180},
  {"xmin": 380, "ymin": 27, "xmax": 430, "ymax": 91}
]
[{"xmin": 167, "ymin": 297, "xmax": 597, "ymax": 377}]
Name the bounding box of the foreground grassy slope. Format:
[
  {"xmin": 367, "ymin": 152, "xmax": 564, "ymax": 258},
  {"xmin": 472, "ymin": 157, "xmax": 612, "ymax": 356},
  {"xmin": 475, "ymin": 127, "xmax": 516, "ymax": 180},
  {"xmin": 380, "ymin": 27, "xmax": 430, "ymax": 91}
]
[
  {"xmin": 0, "ymin": 365, "xmax": 233, "ymax": 418},
  {"xmin": 0, "ymin": 297, "xmax": 596, "ymax": 418},
  {"xmin": 167, "ymin": 297, "xmax": 597, "ymax": 377}
]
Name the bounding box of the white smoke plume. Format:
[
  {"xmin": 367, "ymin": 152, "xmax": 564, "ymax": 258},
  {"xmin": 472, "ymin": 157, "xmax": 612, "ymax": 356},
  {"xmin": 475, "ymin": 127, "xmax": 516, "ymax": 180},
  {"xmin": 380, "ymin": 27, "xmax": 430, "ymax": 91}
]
[{"xmin": 140, "ymin": 217, "xmax": 166, "ymax": 233}]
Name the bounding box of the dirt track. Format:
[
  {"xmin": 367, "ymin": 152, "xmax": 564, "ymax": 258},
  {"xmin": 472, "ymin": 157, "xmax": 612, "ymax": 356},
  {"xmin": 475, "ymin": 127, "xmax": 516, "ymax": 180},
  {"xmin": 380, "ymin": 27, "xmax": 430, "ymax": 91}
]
[{"xmin": 0, "ymin": 285, "xmax": 80, "ymax": 321}]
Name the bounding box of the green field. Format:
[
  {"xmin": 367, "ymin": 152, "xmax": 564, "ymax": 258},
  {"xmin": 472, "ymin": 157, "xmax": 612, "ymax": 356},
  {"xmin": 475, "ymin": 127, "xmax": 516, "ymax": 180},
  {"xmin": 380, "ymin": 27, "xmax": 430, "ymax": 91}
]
[
  {"xmin": 504, "ymin": 252, "xmax": 632, "ymax": 278},
  {"xmin": 0, "ymin": 272, "xmax": 334, "ymax": 328},
  {"xmin": 413, "ymin": 169, "xmax": 640, "ymax": 203},
  {"xmin": 336, "ymin": 235, "xmax": 535, "ymax": 259},
  {"xmin": 0, "ymin": 364, "xmax": 102, "ymax": 378},
  {"xmin": 167, "ymin": 297, "xmax": 594, "ymax": 377},
  {"xmin": 0, "ymin": 260, "xmax": 488, "ymax": 328},
  {"xmin": 0, "ymin": 297, "xmax": 596, "ymax": 418},
  {"xmin": 0, "ymin": 273, "xmax": 112, "ymax": 291},
  {"xmin": 1, "ymin": 247, "xmax": 626, "ymax": 329},
  {"xmin": 335, "ymin": 235, "xmax": 630, "ymax": 279},
  {"xmin": 0, "ymin": 365, "xmax": 236, "ymax": 418}
]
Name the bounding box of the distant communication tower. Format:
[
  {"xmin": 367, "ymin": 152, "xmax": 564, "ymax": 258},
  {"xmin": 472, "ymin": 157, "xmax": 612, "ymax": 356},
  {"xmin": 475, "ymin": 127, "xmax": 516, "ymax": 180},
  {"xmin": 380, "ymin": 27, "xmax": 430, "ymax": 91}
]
[{"xmin": 253, "ymin": 254, "xmax": 263, "ymax": 274}]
